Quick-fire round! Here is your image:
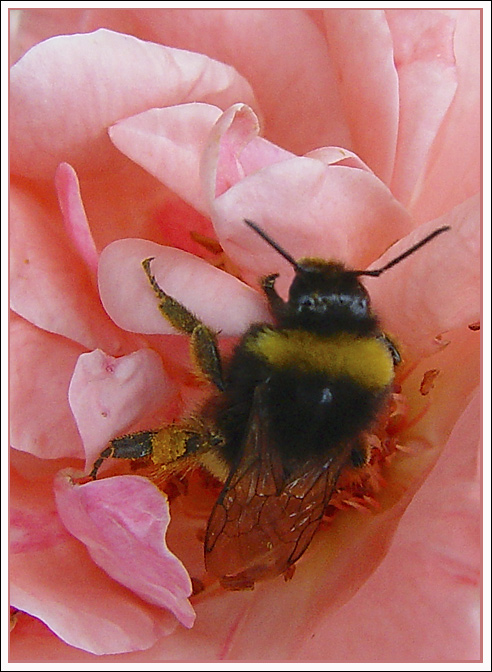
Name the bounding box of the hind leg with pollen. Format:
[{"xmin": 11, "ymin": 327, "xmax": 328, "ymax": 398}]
[{"xmin": 90, "ymin": 424, "xmax": 227, "ymax": 480}]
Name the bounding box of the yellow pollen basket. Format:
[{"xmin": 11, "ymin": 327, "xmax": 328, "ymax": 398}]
[{"xmin": 249, "ymin": 330, "xmax": 395, "ymax": 390}]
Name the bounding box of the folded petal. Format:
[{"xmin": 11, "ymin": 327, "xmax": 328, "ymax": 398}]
[
  {"xmin": 109, "ymin": 103, "xmax": 223, "ymax": 215},
  {"xmin": 68, "ymin": 348, "xmax": 173, "ymax": 470},
  {"xmin": 98, "ymin": 238, "xmax": 269, "ymax": 335},
  {"xmin": 54, "ymin": 472, "xmax": 195, "ymax": 629},
  {"xmin": 11, "ymin": 29, "xmax": 256, "ymax": 181}
]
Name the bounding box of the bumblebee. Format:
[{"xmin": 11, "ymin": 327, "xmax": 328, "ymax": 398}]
[{"xmin": 90, "ymin": 220, "xmax": 449, "ymax": 590}]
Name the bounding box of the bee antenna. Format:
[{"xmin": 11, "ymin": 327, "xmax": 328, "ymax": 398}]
[
  {"xmin": 244, "ymin": 219, "xmax": 302, "ymax": 272},
  {"xmin": 354, "ymin": 226, "xmax": 451, "ymax": 278}
]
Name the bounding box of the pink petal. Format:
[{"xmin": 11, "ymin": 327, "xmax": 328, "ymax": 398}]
[
  {"xmin": 365, "ymin": 195, "xmax": 480, "ymax": 357},
  {"xmin": 10, "ymin": 28, "xmax": 256, "ymax": 181},
  {"xmin": 68, "ymin": 348, "xmax": 173, "ymax": 470},
  {"xmin": 211, "ymin": 157, "xmax": 413, "ymax": 292},
  {"xmin": 98, "ymin": 238, "xmax": 269, "ymax": 335},
  {"xmin": 109, "ymin": 103, "xmax": 223, "ymax": 216},
  {"xmin": 10, "ymin": 463, "xmax": 178, "ymax": 655},
  {"xmin": 410, "ymin": 9, "xmax": 481, "ymax": 223},
  {"xmin": 54, "ymin": 163, "xmax": 99, "ymax": 273},
  {"xmin": 387, "ymin": 9, "xmax": 458, "ymax": 206},
  {"xmin": 323, "ymin": 9, "xmax": 399, "ymax": 184},
  {"xmin": 10, "ymin": 180, "xmax": 139, "ymax": 353},
  {"xmin": 54, "ymin": 471, "xmax": 196, "ymax": 629},
  {"xmin": 10, "ymin": 312, "xmax": 84, "ymax": 460}
]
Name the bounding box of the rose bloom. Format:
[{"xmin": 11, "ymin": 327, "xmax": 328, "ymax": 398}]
[{"xmin": 9, "ymin": 8, "xmax": 481, "ymax": 663}]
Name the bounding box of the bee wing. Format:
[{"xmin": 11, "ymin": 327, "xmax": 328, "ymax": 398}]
[{"xmin": 204, "ymin": 385, "xmax": 349, "ymax": 589}]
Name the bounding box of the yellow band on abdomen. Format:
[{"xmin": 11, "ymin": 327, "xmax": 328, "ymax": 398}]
[{"xmin": 247, "ymin": 329, "xmax": 394, "ymax": 390}]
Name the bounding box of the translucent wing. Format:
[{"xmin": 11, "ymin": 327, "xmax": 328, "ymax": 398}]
[{"xmin": 204, "ymin": 385, "xmax": 351, "ymax": 590}]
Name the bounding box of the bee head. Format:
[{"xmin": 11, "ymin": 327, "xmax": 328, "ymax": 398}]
[
  {"xmin": 243, "ymin": 219, "xmax": 450, "ymax": 334},
  {"xmin": 287, "ymin": 259, "xmax": 374, "ymax": 334}
]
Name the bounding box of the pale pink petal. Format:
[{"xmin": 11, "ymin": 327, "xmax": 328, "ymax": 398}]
[
  {"xmin": 202, "ymin": 104, "xmax": 294, "ymax": 205},
  {"xmin": 10, "ymin": 313, "xmax": 85, "ymax": 460},
  {"xmin": 410, "ymin": 9, "xmax": 481, "ymax": 223},
  {"xmin": 365, "ymin": 194, "xmax": 480, "ymax": 357},
  {"xmin": 323, "ymin": 9, "xmax": 399, "ymax": 184},
  {"xmin": 120, "ymin": 8, "xmax": 352, "ymax": 154},
  {"xmin": 68, "ymin": 348, "xmax": 173, "ymax": 470},
  {"xmin": 10, "ymin": 180, "xmax": 140, "ymax": 353},
  {"xmin": 211, "ymin": 157, "xmax": 413, "ymax": 293},
  {"xmin": 98, "ymin": 238, "xmax": 269, "ymax": 335},
  {"xmin": 54, "ymin": 163, "xmax": 99, "ymax": 273},
  {"xmin": 10, "ymin": 29, "xmax": 256, "ymax": 181},
  {"xmin": 109, "ymin": 103, "xmax": 223, "ymax": 216},
  {"xmin": 10, "ymin": 463, "xmax": 178, "ymax": 655},
  {"xmin": 387, "ymin": 10, "xmax": 458, "ymax": 206},
  {"xmin": 54, "ymin": 472, "xmax": 196, "ymax": 628}
]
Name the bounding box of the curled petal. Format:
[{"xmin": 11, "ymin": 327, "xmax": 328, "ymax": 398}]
[
  {"xmin": 68, "ymin": 348, "xmax": 173, "ymax": 470},
  {"xmin": 54, "ymin": 472, "xmax": 196, "ymax": 629},
  {"xmin": 98, "ymin": 238, "xmax": 269, "ymax": 335},
  {"xmin": 202, "ymin": 104, "xmax": 293, "ymax": 205},
  {"xmin": 55, "ymin": 163, "xmax": 99, "ymax": 273}
]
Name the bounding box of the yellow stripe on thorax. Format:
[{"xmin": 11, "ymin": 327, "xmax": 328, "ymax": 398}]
[{"xmin": 247, "ymin": 329, "xmax": 394, "ymax": 390}]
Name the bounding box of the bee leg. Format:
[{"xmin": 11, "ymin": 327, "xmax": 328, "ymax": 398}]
[
  {"xmin": 142, "ymin": 258, "xmax": 224, "ymax": 391},
  {"xmin": 89, "ymin": 429, "xmax": 156, "ymax": 479},
  {"xmin": 90, "ymin": 425, "xmax": 226, "ymax": 480},
  {"xmin": 261, "ymin": 273, "xmax": 286, "ymax": 319},
  {"xmin": 378, "ymin": 333, "xmax": 401, "ymax": 366}
]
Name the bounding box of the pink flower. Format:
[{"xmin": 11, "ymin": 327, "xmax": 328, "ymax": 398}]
[{"xmin": 10, "ymin": 9, "xmax": 480, "ymax": 662}]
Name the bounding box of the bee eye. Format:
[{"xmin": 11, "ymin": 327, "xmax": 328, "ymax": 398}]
[
  {"xmin": 299, "ymin": 296, "xmax": 315, "ymax": 311},
  {"xmin": 357, "ymin": 297, "xmax": 367, "ymax": 309}
]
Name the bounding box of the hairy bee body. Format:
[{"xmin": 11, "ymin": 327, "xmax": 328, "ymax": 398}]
[{"xmin": 90, "ymin": 221, "xmax": 448, "ymax": 590}]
